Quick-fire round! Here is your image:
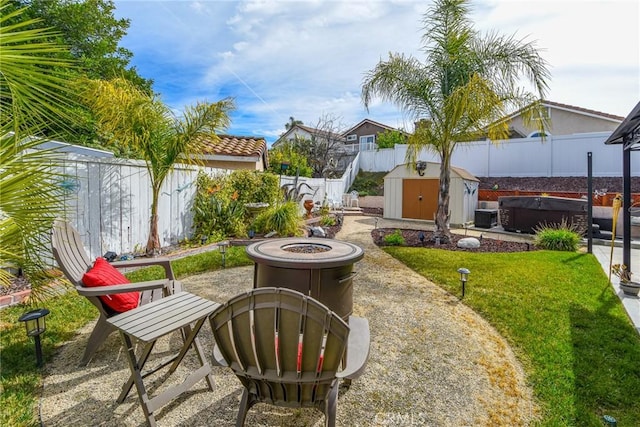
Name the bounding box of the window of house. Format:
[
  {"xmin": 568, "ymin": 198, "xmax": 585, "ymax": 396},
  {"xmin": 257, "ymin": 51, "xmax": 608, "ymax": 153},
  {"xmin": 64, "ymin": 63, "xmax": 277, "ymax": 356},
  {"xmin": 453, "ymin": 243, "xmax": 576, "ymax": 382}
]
[
  {"xmin": 346, "ymin": 134, "xmax": 357, "ymax": 141},
  {"xmin": 360, "ymin": 135, "xmax": 376, "ymax": 151}
]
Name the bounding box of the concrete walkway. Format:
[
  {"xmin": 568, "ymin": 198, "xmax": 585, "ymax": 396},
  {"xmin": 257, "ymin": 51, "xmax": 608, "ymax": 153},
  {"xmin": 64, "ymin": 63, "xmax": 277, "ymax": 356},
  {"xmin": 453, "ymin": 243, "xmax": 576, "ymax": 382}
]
[{"xmin": 591, "ymin": 243, "xmax": 640, "ymax": 335}]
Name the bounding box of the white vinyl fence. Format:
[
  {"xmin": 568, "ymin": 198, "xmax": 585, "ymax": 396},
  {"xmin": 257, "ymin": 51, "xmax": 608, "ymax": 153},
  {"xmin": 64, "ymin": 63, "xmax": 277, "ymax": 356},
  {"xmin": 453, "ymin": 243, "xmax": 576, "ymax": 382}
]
[
  {"xmin": 58, "ymin": 152, "xmax": 362, "ymax": 259},
  {"xmin": 359, "ymin": 131, "xmax": 640, "ymax": 177},
  {"xmin": 59, "ymin": 154, "xmax": 226, "ymax": 259}
]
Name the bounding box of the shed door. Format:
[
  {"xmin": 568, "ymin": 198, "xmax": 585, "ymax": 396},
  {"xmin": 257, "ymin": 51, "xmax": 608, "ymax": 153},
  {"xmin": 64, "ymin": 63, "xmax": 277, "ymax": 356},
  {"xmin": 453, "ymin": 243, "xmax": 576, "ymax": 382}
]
[{"xmin": 402, "ymin": 179, "xmax": 439, "ymax": 220}]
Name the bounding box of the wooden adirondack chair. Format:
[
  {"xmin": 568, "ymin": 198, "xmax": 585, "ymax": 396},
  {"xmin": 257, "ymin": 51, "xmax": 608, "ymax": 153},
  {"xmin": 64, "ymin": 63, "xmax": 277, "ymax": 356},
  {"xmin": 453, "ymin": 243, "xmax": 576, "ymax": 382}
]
[
  {"xmin": 51, "ymin": 218, "xmax": 181, "ymax": 366},
  {"xmin": 209, "ymin": 287, "xmax": 370, "ymax": 427}
]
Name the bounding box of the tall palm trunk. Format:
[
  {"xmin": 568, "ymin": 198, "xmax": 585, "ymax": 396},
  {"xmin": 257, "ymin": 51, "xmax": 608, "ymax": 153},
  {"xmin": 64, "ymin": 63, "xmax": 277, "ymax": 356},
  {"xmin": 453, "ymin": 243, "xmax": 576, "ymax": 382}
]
[
  {"xmin": 146, "ymin": 183, "xmax": 161, "ymax": 256},
  {"xmin": 435, "ymin": 150, "xmax": 452, "ymax": 242}
]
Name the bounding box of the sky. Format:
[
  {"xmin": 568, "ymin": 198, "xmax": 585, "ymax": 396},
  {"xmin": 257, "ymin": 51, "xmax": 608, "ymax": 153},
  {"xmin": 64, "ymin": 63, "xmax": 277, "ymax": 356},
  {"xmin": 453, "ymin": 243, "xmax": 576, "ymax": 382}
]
[{"xmin": 114, "ymin": 0, "xmax": 640, "ymax": 145}]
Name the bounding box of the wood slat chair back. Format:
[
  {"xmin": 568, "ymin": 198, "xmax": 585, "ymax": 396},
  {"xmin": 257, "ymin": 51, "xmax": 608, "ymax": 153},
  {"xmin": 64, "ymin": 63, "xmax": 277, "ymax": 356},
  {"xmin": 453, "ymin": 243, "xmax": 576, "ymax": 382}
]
[
  {"xmin": 51, "ymin": 218, "xmax": 178, "ymax": 365},
  {"xmin": 210, "ymin": 287, "xmax": 350, "ymax": 427}
]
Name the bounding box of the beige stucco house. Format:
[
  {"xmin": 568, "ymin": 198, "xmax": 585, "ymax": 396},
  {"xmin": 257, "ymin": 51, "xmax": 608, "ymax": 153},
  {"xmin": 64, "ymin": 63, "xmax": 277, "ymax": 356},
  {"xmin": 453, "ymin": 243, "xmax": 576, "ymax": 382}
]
[{"xmin": 503, "ymin": 100, "xmax": 624, "ymax": 138}]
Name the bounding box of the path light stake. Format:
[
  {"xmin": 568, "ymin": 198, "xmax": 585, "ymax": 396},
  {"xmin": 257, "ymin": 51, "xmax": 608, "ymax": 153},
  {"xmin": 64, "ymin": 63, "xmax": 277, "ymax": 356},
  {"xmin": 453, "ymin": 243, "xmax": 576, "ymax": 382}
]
[
  {"xmin": 457, "ymin": 268, "xmax": 470, "ymax": 298},
  {"xmin": 219, "ymin": 241, "xmax": 229, "ymax": 268},
  {"xmin": 19, "ymin": 308, "xmax": 50, "ymax": 367},
  {"xmin": 603, "ymin": 415, "xmax": 617, "ymax": 427}
]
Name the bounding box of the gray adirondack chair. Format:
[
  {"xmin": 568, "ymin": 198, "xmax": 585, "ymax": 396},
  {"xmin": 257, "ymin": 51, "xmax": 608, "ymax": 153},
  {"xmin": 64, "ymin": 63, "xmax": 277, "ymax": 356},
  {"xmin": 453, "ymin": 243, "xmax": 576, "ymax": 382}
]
[
  {"xmin": 51, "ymin": 218, "xmax": 180, "ymax": 366},
  {"xmin": 209, "ymin": 287, "xmax": 370, "ymax": 427}
]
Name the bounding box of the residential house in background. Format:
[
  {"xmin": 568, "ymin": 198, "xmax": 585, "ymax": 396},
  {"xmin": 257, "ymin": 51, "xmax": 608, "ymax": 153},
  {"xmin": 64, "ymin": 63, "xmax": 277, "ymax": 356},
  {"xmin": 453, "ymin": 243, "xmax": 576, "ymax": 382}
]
[
  {"xmin": 501, "ymin": 100, "xmax": 624, "ymax": 138},
  {"xmin": 342, "ymin": 119, "xmax": 406, "ymax": 153},
  {"xmin": 273, "ymin": 124, "xmax": 345, "ymax": 147},
  {"xmin": 199, "ymin": 135, "xmax": 269, "ymax": 171}
]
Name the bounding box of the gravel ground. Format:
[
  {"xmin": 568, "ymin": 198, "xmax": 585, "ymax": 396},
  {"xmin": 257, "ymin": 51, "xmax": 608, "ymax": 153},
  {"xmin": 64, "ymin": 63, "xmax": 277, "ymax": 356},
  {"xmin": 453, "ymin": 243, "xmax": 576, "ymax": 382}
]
[{"xmin": 39, "ymin": 216, "xmax": 537, "ymax": 426}]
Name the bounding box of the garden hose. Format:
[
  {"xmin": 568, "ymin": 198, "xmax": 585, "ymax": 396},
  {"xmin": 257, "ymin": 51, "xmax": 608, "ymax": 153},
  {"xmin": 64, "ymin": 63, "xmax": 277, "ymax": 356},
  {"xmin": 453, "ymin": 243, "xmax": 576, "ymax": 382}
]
[{"xmin": 608, "ymin": 193, "xmax": 623, "ymax": 283}]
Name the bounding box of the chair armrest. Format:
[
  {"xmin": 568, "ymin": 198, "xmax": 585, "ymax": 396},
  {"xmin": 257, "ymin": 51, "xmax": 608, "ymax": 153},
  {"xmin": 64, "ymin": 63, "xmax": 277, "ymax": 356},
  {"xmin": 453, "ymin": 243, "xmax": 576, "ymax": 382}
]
[
  {"xmin": 110, "ymin": 257, "xmax": 175, "ymax": 280},
  {"xmin": 336, "ymin": 316, "xmax": 370, "ymax": 380},
  {"xmin": 76, "ymin": 279, "xmax": 170, "ymax": 297},
  {"xmin": 211, "ymin": 345, "xmax": 230, "ymax": 367}
]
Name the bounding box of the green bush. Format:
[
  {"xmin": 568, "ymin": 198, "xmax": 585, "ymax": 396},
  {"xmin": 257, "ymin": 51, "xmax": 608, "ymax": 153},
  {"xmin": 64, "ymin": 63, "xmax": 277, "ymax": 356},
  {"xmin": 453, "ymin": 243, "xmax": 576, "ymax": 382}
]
[
  {"xmin": 533, "ymin": 220, "xmax": 582, "ymax": 251},
  {"xmin": 320, "ymin": 215, "xmax": 336, "ymax": 226},
  {"xmin": 252, "ymin": 202, "xmax": 303, "ymax": 237},
  {"xmin": 383, "ymin": 229, "xmax": 406, "ymax": 246},
  {"xmin": 193, "ymin": 170, "xmax": 283, "ymax": 240},
  {"xmin": 193, "ymin": 195, "xmax": 245, "ymax": 241}
]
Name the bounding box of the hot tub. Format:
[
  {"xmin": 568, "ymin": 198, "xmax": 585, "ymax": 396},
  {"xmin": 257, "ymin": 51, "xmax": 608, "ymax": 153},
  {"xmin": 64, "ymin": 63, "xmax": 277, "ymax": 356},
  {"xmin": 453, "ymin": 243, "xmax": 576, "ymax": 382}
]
[
  {"xmin": 499, "ymin": 196, "xmax": 587, "ymax": 234},
  {"xmin": 245, "ymin": 238, "xmax": 364, "ymax": 320}
]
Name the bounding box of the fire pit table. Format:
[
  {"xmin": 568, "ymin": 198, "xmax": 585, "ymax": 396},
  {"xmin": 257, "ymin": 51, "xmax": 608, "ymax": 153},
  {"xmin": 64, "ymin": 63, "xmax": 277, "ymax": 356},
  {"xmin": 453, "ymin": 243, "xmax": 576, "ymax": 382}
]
[{"xmin": 245, "ymin": 238, "xmax": 364, "ymax": 320}]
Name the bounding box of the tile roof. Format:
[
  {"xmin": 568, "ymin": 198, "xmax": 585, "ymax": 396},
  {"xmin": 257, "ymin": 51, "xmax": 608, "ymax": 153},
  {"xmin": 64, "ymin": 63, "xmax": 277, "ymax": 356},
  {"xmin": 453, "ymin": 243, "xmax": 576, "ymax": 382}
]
[{"xmin": 201, "ymin": 135, "xmax": 267, "ymax": 158}]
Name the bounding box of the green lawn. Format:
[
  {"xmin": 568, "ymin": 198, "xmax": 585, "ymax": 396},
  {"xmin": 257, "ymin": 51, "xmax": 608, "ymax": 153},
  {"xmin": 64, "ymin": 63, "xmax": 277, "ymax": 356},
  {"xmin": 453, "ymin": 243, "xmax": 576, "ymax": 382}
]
[
  {"xmin": 0, "ymin": 246, "xmax": 252, "ymax": 427},
  {"xmin": 384, "ymin": 247, "xmax": 640, "ymax": 426}
]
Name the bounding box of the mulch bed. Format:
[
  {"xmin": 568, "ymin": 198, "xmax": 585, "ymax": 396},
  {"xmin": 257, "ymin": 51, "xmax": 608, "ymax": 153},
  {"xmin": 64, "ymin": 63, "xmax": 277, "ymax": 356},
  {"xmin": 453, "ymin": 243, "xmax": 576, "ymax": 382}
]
[{"xmin": 373, "ymin": 228, "xmax": 537, "ymax": 253}]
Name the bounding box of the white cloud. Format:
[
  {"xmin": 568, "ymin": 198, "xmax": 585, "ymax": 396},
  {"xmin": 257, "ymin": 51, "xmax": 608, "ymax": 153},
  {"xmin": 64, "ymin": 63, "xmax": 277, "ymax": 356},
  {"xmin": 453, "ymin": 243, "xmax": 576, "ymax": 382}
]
[{"xmin": 115, "ymin": 0, "xmax": 640, "ymax": 142}]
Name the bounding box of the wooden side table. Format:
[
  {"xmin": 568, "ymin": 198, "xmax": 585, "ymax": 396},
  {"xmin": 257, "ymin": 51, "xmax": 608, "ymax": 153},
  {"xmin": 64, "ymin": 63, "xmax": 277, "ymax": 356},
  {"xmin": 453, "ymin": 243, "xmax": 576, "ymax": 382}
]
[{"xmin": 107, "ymin": 291, "xmax": 219, "ymax": 427}]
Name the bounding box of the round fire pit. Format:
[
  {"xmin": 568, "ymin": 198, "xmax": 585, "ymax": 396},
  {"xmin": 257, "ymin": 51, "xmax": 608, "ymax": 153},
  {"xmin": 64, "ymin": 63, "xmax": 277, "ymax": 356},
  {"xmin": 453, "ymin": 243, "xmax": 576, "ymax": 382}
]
[{"xmin": 246, "ymin": 238, "xmax": 364, "ymax": 320}]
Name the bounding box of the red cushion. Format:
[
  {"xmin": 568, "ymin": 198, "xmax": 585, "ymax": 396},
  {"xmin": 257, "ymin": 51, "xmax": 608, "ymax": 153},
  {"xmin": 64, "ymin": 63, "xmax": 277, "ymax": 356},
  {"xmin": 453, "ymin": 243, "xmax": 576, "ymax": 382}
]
[{"xmin": 82, "ymin": 257, "xmax": 140, "ymax": 313}]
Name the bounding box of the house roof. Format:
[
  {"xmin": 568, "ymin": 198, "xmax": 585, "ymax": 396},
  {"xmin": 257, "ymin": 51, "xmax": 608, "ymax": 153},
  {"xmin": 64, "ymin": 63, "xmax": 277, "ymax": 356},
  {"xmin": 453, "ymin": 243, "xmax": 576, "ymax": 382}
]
[
  {"xmin": 275, "ymin": 124, "xmax": 345, "ymax": 146},
  {"xmin": 32, "ymin": 138, "xmax": 114, "ymax": 158},
  {"xmin": 342, "ymin": 119, "xmax": 399, "ymax": 136},
  {"xmin": 604, "ymin": 101, "xmax": 640, "ymax": 151},
  {"xmin": 505, "ymin": 100, "xmax": 624, "ymax": 123},
  {"xmin": 201, "ymin": 134, "xmax": 269, "ymax": 167},
  {"xmin": 385, "ymin": 162, "xmax": 478, "ymax": 181}
]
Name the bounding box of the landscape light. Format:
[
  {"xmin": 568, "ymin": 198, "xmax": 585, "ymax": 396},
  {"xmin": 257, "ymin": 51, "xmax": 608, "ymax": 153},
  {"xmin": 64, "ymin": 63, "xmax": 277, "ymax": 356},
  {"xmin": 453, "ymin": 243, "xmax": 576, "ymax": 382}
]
[
  {"xmin": 219, "ymin": 241, "xmax": 229, "ymax": 268},
  {"xmin": 457, "ymin": 268, "xmax": 470, "ymax": 298},
  {"xmin": 18, "ymin": 308, "xmax": 50, "ymax": 367}
]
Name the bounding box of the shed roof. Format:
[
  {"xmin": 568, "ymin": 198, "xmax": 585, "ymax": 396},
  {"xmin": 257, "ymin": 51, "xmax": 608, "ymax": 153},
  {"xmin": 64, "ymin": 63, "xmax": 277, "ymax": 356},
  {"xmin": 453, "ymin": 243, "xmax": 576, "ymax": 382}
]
[{"xmin": 385, "ymin": 162, "xmax": 478, "ymax": 181}]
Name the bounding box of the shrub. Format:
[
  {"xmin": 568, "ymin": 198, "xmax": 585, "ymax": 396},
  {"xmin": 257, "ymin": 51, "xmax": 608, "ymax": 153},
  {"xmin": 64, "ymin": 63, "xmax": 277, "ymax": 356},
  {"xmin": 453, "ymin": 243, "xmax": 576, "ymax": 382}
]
[
  {"xmin": 193, "ymin": 170, "xmax": 284, "ymax": 240},
  {"xmin": 320, "ymin": 215, "xmax": 336, "ymax": 226},
  {"xmin": 533, "ymin": 220, "xmax": 582, "ymax": 251},
  {"xmin": 252, "ymin": 202, "xmax": 303, "ymax": 237},
  {"xmin": 383, "ymin": 229, "xmax": 406, "ymax": 246},
  {"xmin": 193, "ymin": 195, "xmax": 245, "ymax": 241}
]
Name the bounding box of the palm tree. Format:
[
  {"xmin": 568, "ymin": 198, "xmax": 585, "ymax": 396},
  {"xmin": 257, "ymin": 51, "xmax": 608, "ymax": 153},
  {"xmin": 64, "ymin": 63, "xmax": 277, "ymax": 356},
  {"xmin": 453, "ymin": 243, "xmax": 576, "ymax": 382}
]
[
  {"xmin": 361, "ymin": 0, "xmax": 550, "ymax": 241},
  {"xmin": 284, "ymin": 116, "xmax": 303, "ymax": 131},
  {"xmin": 82, "ymin": 78, "xmax": 234, "ymax": 255},
  {"xmin": 0, "ymin": 1, "xmax": 79, "ymax": 297}
]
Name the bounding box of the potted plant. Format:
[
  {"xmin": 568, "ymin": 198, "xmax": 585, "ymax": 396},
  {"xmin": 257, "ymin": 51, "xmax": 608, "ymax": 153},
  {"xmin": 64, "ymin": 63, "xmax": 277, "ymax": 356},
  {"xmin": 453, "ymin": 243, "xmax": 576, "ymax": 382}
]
[{"xmin": 611, "ymin": 264, "xmax": 640, "ymax": 296}]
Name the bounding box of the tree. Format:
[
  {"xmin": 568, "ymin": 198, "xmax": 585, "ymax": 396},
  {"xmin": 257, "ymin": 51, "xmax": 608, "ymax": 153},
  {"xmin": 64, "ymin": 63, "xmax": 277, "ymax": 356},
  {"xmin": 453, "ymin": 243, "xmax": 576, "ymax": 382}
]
[
  {"xmin": 292, "ymin": 114, "xmax": 349, "ymax": 178},
  {"xmin": 267, "ymin": 144, "xmax": 313, "ymax": 178},
  {"xmin": 82, "ymin": 77, "xmax": 234, "ymax": 255},
  {"xmin": 0, "ymin": 1, "xmax": 80, "ymax": 297},
  {"xmin": 376, "ymin": 129, "xmax": 407, "ymax": 150},
  {"xmin": 7, "ymin": 0, "xmax": 152, "ymax": 148},
  {"xmin": 284, "ymin": 116, "xmax": 303, "ymax": 131},
  {"xmin": 362, "ymin": 0, "xmax": 549, "ymax": 241}
]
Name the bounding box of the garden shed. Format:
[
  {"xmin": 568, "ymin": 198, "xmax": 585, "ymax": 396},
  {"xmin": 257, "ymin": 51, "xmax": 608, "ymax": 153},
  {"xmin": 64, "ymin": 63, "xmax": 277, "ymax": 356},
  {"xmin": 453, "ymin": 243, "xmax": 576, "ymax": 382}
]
[{"xmin": 383, "ymin": 162, "xmax": 479, "ymax": 226}]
